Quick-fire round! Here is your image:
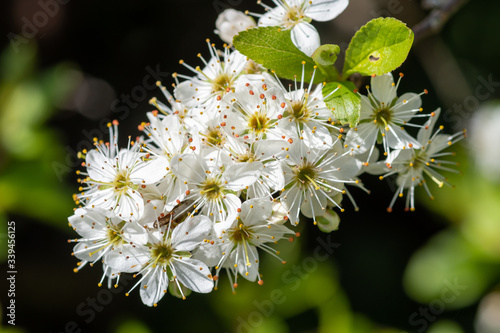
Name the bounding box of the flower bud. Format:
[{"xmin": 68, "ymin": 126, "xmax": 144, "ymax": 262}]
[{"xmin": 215, "ymin": 9, "xmax": 256, "ymax": 44}]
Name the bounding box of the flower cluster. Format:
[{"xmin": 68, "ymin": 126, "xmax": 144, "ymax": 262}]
[{"xmin": 68, "ymin": 0, "xmax": 465, "ymax": 307}]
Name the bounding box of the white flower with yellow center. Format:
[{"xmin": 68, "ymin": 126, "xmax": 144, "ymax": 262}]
[
  {"xmin": 106, "ymin": 216, "xmax": 214, "ymax": 306},
  {"xmin": 221, "ymin": 75, "xmax": 286, "ymax": 143},
  {"xmin": 68, "ymin": 207, "xmax": 148, "ymax": 286},
  {"xmin": 170, "ymin": 151, "xmax": 262, "ymax": 225},
  {"xmin": 174, "ymin": 42, "xmax": 248, "ymax": 112},
  {"xmin": 77, "ymin": 121, "xmax": 169, "ymax": 219},
  {"xmin": 378, "ymin": 108, "xmax": 466, "ymax": 212},
  {"xmin": 256, "ymin": 0, "xmax": 349, "ymax": 56},
  {"xmin": 214, "ymin": 198, "xmax": 294, "ymax": 291},
  {"xmin": 345, "ymin": 73, "xmax": 428, "ymax": 165},
  {"xmin": 222, "ymin": 135, "xmax": 286, "ymax": 200},
  {"xmin": 280, "ymin": 141, "xmax": 362, "ymax": 225},
  {"xmin": 276, "ymin": 69, "xmax": 340, "ymax": 149}
]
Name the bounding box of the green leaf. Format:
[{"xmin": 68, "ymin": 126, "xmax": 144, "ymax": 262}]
[
  {"xmin": 233, "ymin": 27, "xmax": 326, "ymax": 83},
  {"xmin": 343, "ymin": 17, "xmax": 414, "ymax": 77},
  {"xmin": 311, "ymin": 44, "xmax": 340, "ymax": 81},
  {"xmin": 323, "ymin": 81, "xmax": 361, "ymax": 126}
]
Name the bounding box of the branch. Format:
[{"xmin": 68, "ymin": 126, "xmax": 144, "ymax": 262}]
[{"xmin": 412, "ymin": 0, "xmax": 469, "ymax": 42}]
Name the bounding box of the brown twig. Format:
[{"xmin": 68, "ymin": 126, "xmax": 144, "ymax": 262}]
[{"xmin": 412, "ymin": 0, "xmax": 469, "ymax": 42}]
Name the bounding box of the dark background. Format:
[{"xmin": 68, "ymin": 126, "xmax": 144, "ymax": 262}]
[{"xmin": 1, "ymin": 0, "xmax": 500, "ymax": 332}]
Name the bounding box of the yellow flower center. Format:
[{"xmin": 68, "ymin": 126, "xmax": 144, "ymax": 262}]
[
  {"xmin": 247, "ymin": 112, "xmax": 271, "ymax": 135},
  {"xmin": 228, "ymin": 224, "xmax": 253, "ymax": 243},
  {"xmin": 374, "ymin": 107, "xmax": 392, "ymax": 127},
  {"xmin": 200, "ymin": 177, "xmax": 224, "ymax": 201},
  {"xmin": 293, "ymin": 162, "xmax": 319, "ymax": 189},
  {"xmin": 286, "ymin": 100, "xmax": 311, "ymax": 124},
  {"xmin": 151, "ymin": 243, "xmax": 173, "ymax": 266},
  {"xmin": 113, "ymin": 170, "xmax": 134, "ymax": 193},
  {"xmin": 202, "ymin": 126, "xmax": 224, "ymax": 147},
  {"xmin": 212, "ymin": 73, "xmax": 233, "ymax": 93},
  {"xmin": 283, "ymin": 6, "xmax": 308, "ymax": 28}
]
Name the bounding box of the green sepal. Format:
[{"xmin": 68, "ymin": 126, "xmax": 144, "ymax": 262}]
[
  {"xmin": 316, "ymin": 209, "xmax": 340, "ymax": 233},
  {"xmin": 311, "ymin": 44, "xmax": 340, "ymax": 82}
]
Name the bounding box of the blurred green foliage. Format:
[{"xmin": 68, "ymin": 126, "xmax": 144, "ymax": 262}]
[
  {"xmin": 406, "ymin": 142, "xmax": 500, "ymax": 309},
  {"xmin": 1, "ymin": 1, "xmax": 500, "ymax": 332},
  {"xmin": 113, "ymin": 319, "xmax": 152, "ymax": 333},
  {"xmin": 0, "ymin": 44, "xmax": 76, "ymax": 231}
]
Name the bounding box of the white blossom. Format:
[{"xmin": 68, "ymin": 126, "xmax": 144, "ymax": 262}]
[
  {"xmin": 107, "ymin": 216, "xmax": 214, "ymax": 306},
  {"xmin": 215, "ymin": 9, "xmax": 256, "ymax": 44},
  {"xmin": 174, "ymin": 43, "xmax": 248, "ymax": 111},
  {"xmin": 280, "ymin": 141, "xmax": 362, "ymax": 225},
  {"xmin": 378, "ymin": 108, "xmax": 465, "ymax": 211},
  {"xmin": 213, "ymin": 198, "xmax": 294, "ymax": 291},
  {"xmin": 76, "ymin": 121, "xmax": 168, "ymax": 219},
  {"xmin": 257, "ymin": 0, "xmax": 349, "ymax": 56},
  {"xmin": 345, "ymin": 73, "xmax": 427, "ymax": 165}
]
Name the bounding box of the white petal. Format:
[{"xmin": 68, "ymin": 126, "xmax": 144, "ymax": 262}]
[
  {"xmin": 252, "ymin": 223, "xmax": 294, "ymax": 247},
  {"xmin": 138, "ymin": 199, "xmax": 165, "ymax": 228},
  {"xmin": 307, "ymin": 0, "xmax": 349, "ymax": 22},
  {"xmin": 258, "ymin": 6, "xmax": 286, "ymax": 27},
  {"xmin": 86, "ymin": 150, "xmax": 115, "ymax": 182},
  {"xmin": 418, "ymin": 108, "xmax": 441, "ymax": 144},
  {"xmin": 73, "ymin": 242, "xmax": 102, "ymax": 262},
  {"xmin": 281, "ymin": 186, "xmax": 303, "ymax": 225},
  {"xmin": 192, "ymin": 242, "xmax": 222, "ymax": 267},
  {"xmin": 301, "ymin": 193, "xmax": 327, "ymax": 218},
  {"xmin": 114, "ymin": 190, "xmax": 144, "ymax": 220},
  {"xmin": 360, "ymin": 95, "xmax": 375, "ymax": 120},
  {"xmin": 213, "ymin": 194, "xmax": 241, "ymax": 236},
  {"xmin": 392, "ymin": 93, "xmax": 422, "ymax": 122},
  {"xmin": 240, "ymin": 198, "xmax": 272, "ymax": 226},
  {"xmin": 224, "ymin": 162, "xmax": 263, "ymax": 191},
  {"xmin": 216, "ymin": 9, "xmax": 256, "ymax": 44},
  {"xmin": 105, "ymin": 245, "xmax": 148, "ymax": 273},
  {"xmin": 117, "ymin": 150, "xmax": 139, "ymax": 170},
  {"xmin": 364, "ymin": 161, "xmax": 389, "ymax": 175},
  {"xmin": 174, "ymin": 80, "xmax": 199, "ymax": 106},
  {"xmin": 158, "ymin": 176, "xmax": 188, "ymax": 209},
  {"xmin": 227, "ymin": 50, "xmax": 249, "ymax": 76},
  {"xmin": 173, "ymin": 259, "xmax": 214, "ymax": 293},
  {"xmin": 130, "ymin": 157, "xmax": 170, "ymax": 184},
  {"xmin": 386, "ymin": 125, "xmax": 421, "ymax": 150},
  {"xmin": 371, "ymin": 73, "xmax": 396, "ymax": 105},
  {"xmin": 302, "ymin": 123, "xmax": 333, "ymax": 149},
  {"xmin": 123, "ymin": 221, "xmax": 149, "ymax": 245},
  {"xmin": 262, "ymin": 160, "xmax": 285, "ymax": 190},
  {"xmin": 427, "ymin": 134, "xmax": 453, "ymax": 156},
  {"xmin": 170, "ymin": 154, "xmax": 207, "ymax": 184},
  {"xmin": 69, "ymin": 208, "xmax": 107, "ymax": 239},
  {"xmin": 329, "ymin": 153, "xmax": 363, "ymax": 179},
  {"xmin": 87, "ymin": 188, "xmax": 116, "ymax": 212},
  {"xmin": 291, "ymin": 23, "xmax": 321, "ymax": 57},
  {"xmin": 172, "ymin": 215, "xmax": 212, "ymax": 252},
  {"xmin": 140, "ymin": 268, "xmax": 169, "ymax": 306},
  {"xmin": 253, "ymin": 139, "xmax": 288, "ymax": 159},
  {"xmin": 235, "ymin": 244, "xmax": 259, "ymax": 281},
  {"xmin": 345, "ymin": 122, "xmax": 379, "ymax": 154}
]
